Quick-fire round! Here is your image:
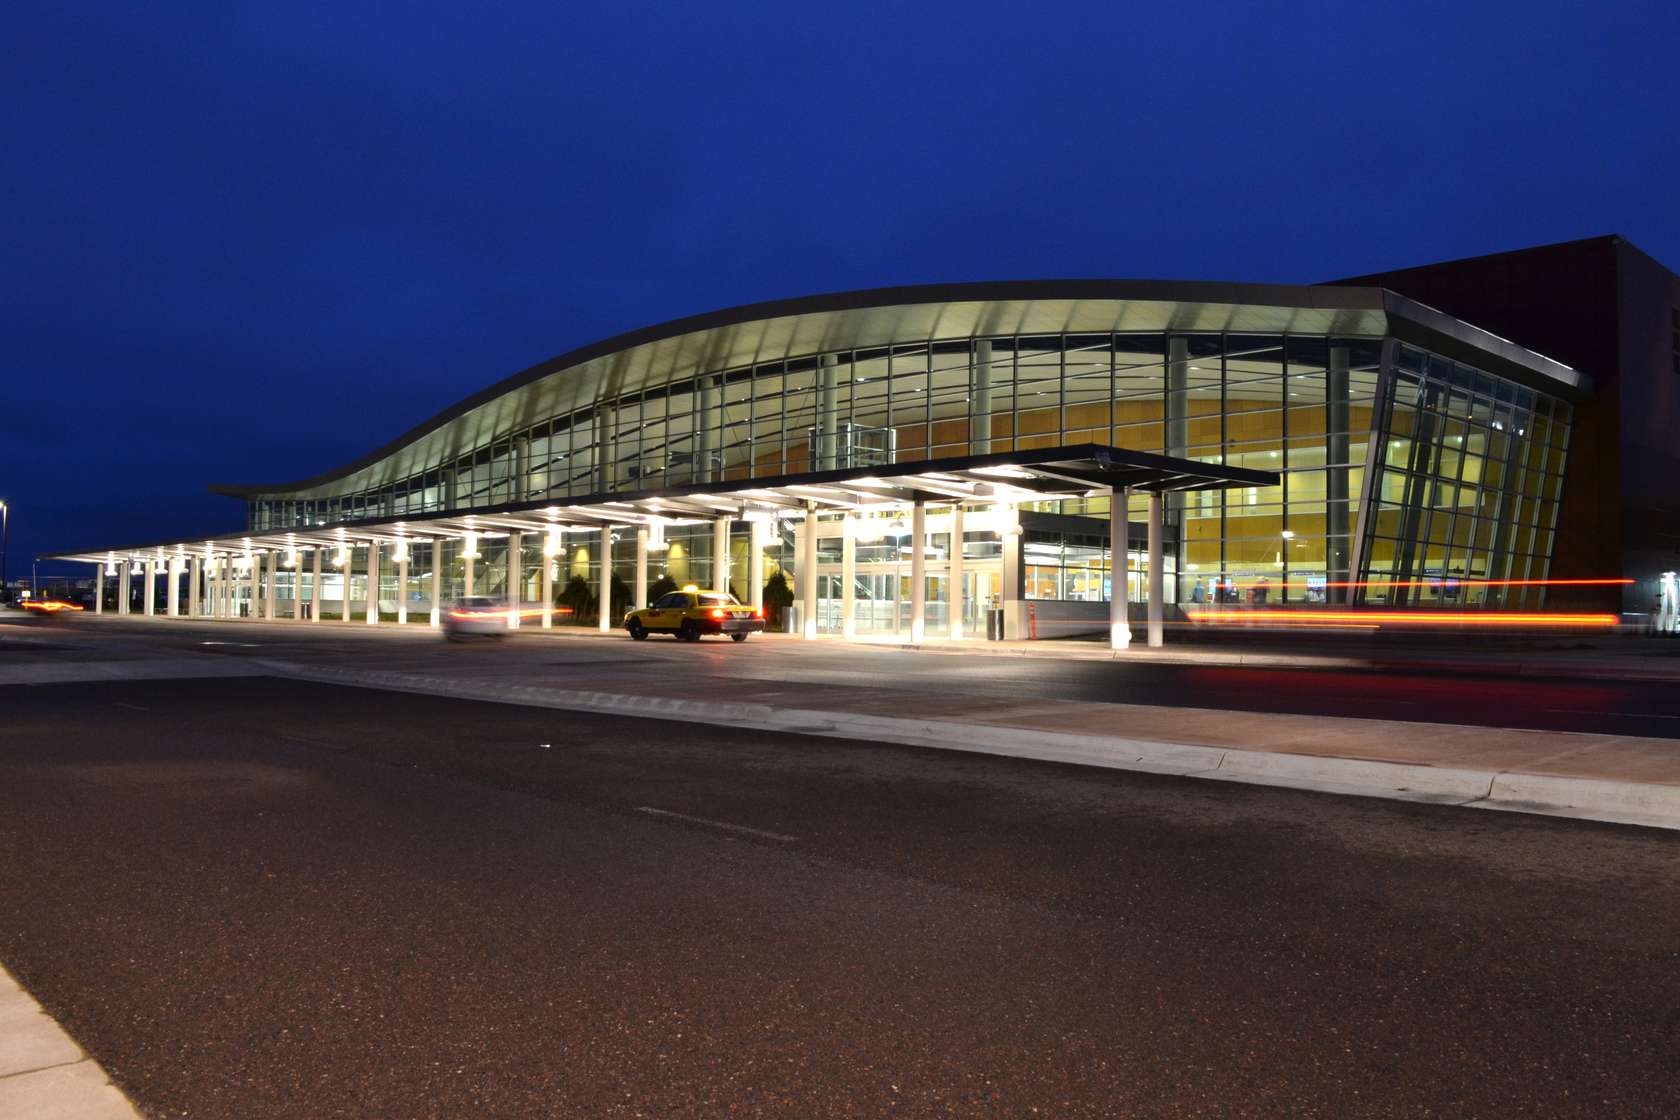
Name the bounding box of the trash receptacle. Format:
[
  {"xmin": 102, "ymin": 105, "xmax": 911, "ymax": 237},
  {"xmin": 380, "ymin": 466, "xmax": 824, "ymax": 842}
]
[
  {"xmin": 783, "ymin": 604, "xmax": 800, "ymax": 635},
  {"xmin": 986, "ymin": 607, "xmax": 1005, "ymax": 640}
]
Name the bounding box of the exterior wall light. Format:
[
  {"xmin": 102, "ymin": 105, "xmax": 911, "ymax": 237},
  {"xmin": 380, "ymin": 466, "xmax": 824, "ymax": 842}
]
[{"xmin": 543, "ymin": 526, "xmax": 565, "ymax": 558}]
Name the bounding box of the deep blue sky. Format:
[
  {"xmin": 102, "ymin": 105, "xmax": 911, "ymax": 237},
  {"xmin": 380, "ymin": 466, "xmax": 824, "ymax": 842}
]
[{"xmin": 5, "ymin": 1, "xmax": 1678, "ymax": 577}]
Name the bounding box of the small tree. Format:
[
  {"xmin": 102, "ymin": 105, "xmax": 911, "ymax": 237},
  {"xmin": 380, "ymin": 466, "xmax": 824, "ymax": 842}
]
[
  {"xmin": 647, "ymin": 574, "xmax": 679, "ymax": 603},
  {"xmin": 763, "ymin": 571, "xmax": 794, "ymax": 630},
  {"xmin": 556, "ymin": 574, "xmax": 593, "ymax": 623}
]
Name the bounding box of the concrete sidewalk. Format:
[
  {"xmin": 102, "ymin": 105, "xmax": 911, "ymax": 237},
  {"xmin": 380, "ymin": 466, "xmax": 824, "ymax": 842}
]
[
  {"xmin": 264, "ymin": 654, "xmax": 1680, "ymax": 832},
  {"xmin": 0, "ymin": 966, "xmax": 139, "ymax": 1119}
]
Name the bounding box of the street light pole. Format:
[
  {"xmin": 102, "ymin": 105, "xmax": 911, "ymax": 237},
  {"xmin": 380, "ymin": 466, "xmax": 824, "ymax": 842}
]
[{"xmin": 1, "ymin": 500, "xmax": 9, "ymax": 603}]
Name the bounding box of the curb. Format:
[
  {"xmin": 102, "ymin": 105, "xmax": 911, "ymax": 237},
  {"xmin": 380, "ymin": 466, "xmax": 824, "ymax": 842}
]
[{"xmin": 257, "ymin": 660, "xmax": 1680, "ymax": 832}]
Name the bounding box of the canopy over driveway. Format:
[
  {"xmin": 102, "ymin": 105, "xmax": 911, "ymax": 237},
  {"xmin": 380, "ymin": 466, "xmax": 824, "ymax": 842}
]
[{"xmin": 49, "ymin": 444, "xmax": 1277, "ymax": 651}]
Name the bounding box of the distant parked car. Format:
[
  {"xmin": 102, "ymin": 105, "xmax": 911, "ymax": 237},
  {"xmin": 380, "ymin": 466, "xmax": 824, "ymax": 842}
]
[{"xmin": 443, "ymin": 597, "xmax": 509, "ymax": 641}]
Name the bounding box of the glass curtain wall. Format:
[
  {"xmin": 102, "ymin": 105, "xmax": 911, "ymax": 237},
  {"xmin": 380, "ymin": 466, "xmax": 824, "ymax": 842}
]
[
  {"xmin": 1358, "ymin": 345, "xmax": 1571, "ymax": 608},
  {"xmin": 245, "ymin": 330, "xmax": 1568, "ymax": 613}
]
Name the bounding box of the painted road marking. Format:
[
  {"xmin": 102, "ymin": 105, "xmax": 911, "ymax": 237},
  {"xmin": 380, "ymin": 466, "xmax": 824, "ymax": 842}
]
[
  {"xmin": 635, "ymin": 806, "xmax": 798, "ymax": 842},
  {"xmin": 1545, "ymin": 709, "xmax": 1680, "ymax": 720},
  {"xmin": 112, "ymin": 702, "xmax": 149, "ymax": 712}
]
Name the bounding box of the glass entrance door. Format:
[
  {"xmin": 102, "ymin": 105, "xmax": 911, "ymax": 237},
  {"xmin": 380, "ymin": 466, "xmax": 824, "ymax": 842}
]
[{"xmin": 815, "ymin": 561, "xmax": 1003, "ymax": 636}]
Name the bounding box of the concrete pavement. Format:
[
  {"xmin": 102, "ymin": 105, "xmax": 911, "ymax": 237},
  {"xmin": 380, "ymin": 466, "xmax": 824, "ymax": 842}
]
[{"xmin": 0, "ymin": 966, "xmax": 139, "ymax": 1120}]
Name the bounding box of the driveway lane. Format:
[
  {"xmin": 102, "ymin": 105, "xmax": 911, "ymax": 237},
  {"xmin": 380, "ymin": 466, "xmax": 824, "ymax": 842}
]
[{"xmin": 20, "ymin": 615, "xmax": 1680, "ymax": 738}]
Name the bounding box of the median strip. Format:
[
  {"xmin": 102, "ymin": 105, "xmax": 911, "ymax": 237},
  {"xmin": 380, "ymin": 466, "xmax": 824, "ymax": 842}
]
[{"xmin": 257, "ymin": 659, "xmax": 1680, "ymax": 832}]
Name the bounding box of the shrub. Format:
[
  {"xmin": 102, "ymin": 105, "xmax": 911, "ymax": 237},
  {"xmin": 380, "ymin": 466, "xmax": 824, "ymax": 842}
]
[{"xmin": 763, "ymin": 570, "xmax": 794, "ymax": 629}]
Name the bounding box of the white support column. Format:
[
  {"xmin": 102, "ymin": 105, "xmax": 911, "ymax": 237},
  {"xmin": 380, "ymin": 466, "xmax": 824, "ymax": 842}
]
[
  {"xmin": 597, "ymin": 525, "xmax": 612, "ymax": 632},
  {"xmin": 749, "ymin": 517, "xmax": 765, "ymax": 612},
  {"xmin": 840, "ymin": 511, "xmax": 856, "ymax": 639},
  {"xmin": 143, "ymin": 559, "xmax": 155, "ymax": 617},
  {"xmin": 971, "ymin": 339, "xmax": 993, "ymax": 454},
  {"xmin": 119, "ymin": 560, "xmax": 131, "ymax": 616},
  {"xmin": 463, "ymin": 550, "xmax": 475, "ymax": 600},
  {"xmin": 429, "ymin": 542, "xmax": 442, "ymax": 628},
  {"xmin": 540, "ymin": 532, "xmax": 556, "ymax": 629},
  {"xmin": 188, "ymin": 556, "xmax": 200, "ymax": 619},
  {"xmin": 365, "ymin": 542, "xmax": 379, "ymax": 625},
  {"xmin": 910, "ymin": 500, "xmax": 927, "ymax": 644},
  {"xmin": 506, "ymin": 532, "xmax": 521, "ymax": 630},
  {"xmin": 396, "ymin": 548, "xmax": 409, "ymax": 626},
  {"xmin": 286, "ymin": 552, "xmax": 300, "ymax": 621},
  {"xmin": 339, "ymin": 546, "xmax": 353, "ymax": 621},
  {"xmin": 92, "ymin": 563, "xmax": 104, "ymax": 614},
  {"xmin": 165, "ymin": 555, "xmax": 178, "ymax": 617},
  {"xmin": 817, "ymin": 355, "xmax": 838, "ymax": 470},
  {"xmin": 634, "ymin": 526, "xmax": 649, "ymax": 610},
  {"xmin": 999, "ymin": 504, "xmax": 1022, "ymax": 639},
  {"xmin": 948, "ymin": 504, "xmax": 964, "ymax": 640},
  {"xmin": 713, "ymin": 517, "xmax": 730, "ymax": 595},
  {"xmin": 1147, "ymin": 491, "xmax": 1164, "ymax": 648},
  {"xmin": 265, "ymin": 551, "xmax": 278, "ymax": 621},
  {"xmin": 1110, "ymin": 486, "xmax": 1132, "ymax": 651},
  {"xmin": 800, "ymin": 504, "xmax": 818, "ymax": 639},
  {"xmin": 311, "ymin": 548, "xmax": 323, "ymax": 624}
]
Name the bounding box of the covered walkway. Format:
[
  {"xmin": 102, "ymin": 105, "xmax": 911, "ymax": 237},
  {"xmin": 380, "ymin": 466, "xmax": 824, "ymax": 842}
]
[{"xmin": 49, "ymin": 444, "xmax": 1275, "ymax": 651}]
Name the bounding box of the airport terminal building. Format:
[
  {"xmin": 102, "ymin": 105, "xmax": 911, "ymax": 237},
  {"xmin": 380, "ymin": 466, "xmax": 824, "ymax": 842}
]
[{"xmin": 51, "ymin": 236, "xmax": 1680, "ymax": 641}]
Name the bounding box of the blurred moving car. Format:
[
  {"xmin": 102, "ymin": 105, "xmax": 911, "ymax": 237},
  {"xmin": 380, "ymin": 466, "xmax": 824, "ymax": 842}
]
[
  {"xmin": 444, "ymin": 597, "xmax": 510, "ymax": 641},
  {"xmin": 623, "ymin": 588, "xmax": 764, "ymax": 642},
  {"xmin": 20, "ymin": 598, "xmax": 84, "ymax": 618}
]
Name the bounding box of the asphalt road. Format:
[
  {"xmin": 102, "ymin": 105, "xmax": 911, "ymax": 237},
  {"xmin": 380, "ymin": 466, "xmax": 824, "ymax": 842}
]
[
  {"xmin": 13, "ymin": 613, "xmax": 1680, "ymax": 739},
  {"xmin": 2, "ymin": 674, "xmax": 1679, "ymax": 1117}
]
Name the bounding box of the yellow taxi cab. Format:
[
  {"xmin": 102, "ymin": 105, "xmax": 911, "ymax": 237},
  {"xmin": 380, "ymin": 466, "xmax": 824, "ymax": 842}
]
[{"xmin": 624, "ymin": 586, "xmax": 765, "ymax": 642}]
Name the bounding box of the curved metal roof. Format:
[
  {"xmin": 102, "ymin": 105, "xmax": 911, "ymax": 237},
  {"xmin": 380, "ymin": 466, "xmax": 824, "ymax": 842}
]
[{"xmin": 210, "ymin": 279, "xmax": 1583, "ymax": 501}]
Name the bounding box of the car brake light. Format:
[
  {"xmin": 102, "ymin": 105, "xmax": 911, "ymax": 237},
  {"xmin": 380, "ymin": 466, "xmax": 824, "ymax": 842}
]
[
  {"xmin": 709, "ymin": 607, "xmax": 727, "ymax": 619},
  {"xmin": 754, "ymin": 608, "xmax": 764, "ymax": 619}
]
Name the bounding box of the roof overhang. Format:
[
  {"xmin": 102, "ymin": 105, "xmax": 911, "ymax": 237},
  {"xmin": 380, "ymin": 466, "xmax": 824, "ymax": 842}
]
[
  {"xmin": 49, "ymin": 445, "xmax": 1277, "ymax": 562},
  {"xmin": 210, "ymin": 280, "xmax": 1399, "ymax": 501}
]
